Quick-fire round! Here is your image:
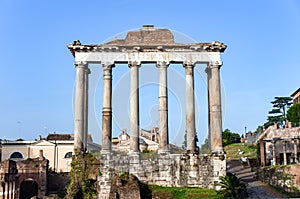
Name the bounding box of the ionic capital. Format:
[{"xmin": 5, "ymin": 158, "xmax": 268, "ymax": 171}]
[
  {"xmin": 156, "ymin": 61, "xmax": 169, "ymax": 68},
  {"xmin": 208, "ymin": 61, "xmax": 223, "ymax": 69},
  {"xmin": 74, "ymin": 61, "xmax": 88, "ymax": 68},
  {"xmin": 85, "ymin": 68, "xmax": 91, "ymax": 74},
  {"xmin": 102, "ymin": 63, "xmax": 114, "ymax": 71},
  {"xmin": 128, "ymin": 61, "xmax": 141, "ymax": 68},
  {"xmin": 183, "ymin": 61, "xmax": 195, "ymax": 68}
]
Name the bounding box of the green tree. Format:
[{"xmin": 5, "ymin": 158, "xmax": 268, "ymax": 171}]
[
  {"xmin": 216, "ymin": 172, "xmax": 247, "ymax": 198},
  {"xmin": 67, "ymin": 151, "xmax": 98, "ymax": 199},
  {"xmin": 200, "ymin": 137, "xmax": 210, "ymax": 154},
  {"xmin": 222, "ymin": 129, "xmax": 241, "ymax": 146},
  {"xmin": 255, "ymin": 125, "xmax": 263, "ymax": 134},
  {"xmin": 182, "ymin": 132, "xmax": 187, "ymax": 150},
  {"xmin": 182, "ymin": 132, "xmax": 199, "ymax": 152},
  {"xmin": 287, "ymin": 103, "xmax": 300, "ymax": 127},
  {"xmin": 264, "ymin": 96, "xmax": 292, "ymax": 128}
]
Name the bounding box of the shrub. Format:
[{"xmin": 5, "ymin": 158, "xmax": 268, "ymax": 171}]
[{"xmin": 216, "ymin": 172, "xmax": 247, "ymax": 198}]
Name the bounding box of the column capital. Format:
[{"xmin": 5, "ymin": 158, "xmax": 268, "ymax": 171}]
[
  {"xmin": 183, "ymin": 61, "xmax": 195, "ymax": 68},
  {"xmin": 156, "ymin": 61, "xmax": 169, "ymax": 68},
  {"xmin": 85, "ymin": 68, "xmax": 91, "ymax": 74},
  {"xmin": 102, "ymin": 64, "xmax": 115, "ymax": 70},
  {"xmin": 74, "ymin": 61, "xmax": 88, "ymax": 68},
  {"xmin": 208, "ymin": 61, "xmax": 223, "ymax": 68},
  {"xmin": 128, "ymin": 61, "xmax": 141, "ymax": 68}
]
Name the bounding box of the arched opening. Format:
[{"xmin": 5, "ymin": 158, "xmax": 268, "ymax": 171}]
[
  {"xmin": 64, "ymin": 152, "xmax": 73, "ymax": 158},
  {"xmin": 10, "ymin": 152, "xmax": 23, "ymax": 159},
  {"xmin": 20, "ymin": 180, "xmax": 38, "ymax": 199}
]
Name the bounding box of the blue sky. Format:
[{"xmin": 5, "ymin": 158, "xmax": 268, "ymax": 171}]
[{"xmin": 0, "ymin": 0, "xmax": 300, "ymax": 145}]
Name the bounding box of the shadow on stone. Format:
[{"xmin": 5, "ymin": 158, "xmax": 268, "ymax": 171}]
[{"xmin": 109, "ymin": 173, "xmax": 152, "ymax": 199}]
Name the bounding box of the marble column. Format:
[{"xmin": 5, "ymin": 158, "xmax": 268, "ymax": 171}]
[
  {"xmin": 83, "ymin": 68, "xmax": 90, "ymax": 152},
  {"xmin": 74, "ymin": 61, "xmax": 88, "ymax": 152},
  {"xmin": 102, "ymin": 64, "xmax": 114, "ymax": 152},
  {"xmin": 157, "ymin": 61, "xmax": 169, "ymax": 153},
  {"xmin": 129, "ymin": 62, "xmax": 140, "ymax": 153},
  {"xmin": 207, "ymin": 62, "xmax": 223, "ymax": 154},
  {"xmin": 184, "ymin": 63, "xmax": 196, "ymax": 153},
  {"xmin": 283, "ymin": 140, "xmax": 287, "ymax": 165},
  {"xmin": 294, "ymin": 139, "xmax": 298, "ymax": 163},
  {"xmin": 206, "ymin": 67, "xmax": 212, "ymax": 151},
  {"xmin": 272, "ymin": 140, "xmax": 276, "ymax": 165}
]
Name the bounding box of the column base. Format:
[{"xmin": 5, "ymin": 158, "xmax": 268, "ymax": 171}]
[
  {"xmin": 128, "ymin": 151, "xmax": 140, "ymax": 157},
  {"xmin": 211, "ymin": 148, "xmax": 225, "ymax": 156},
  {"xmin": 186, "ymin": 149, "xmax": 199, "ymax": 155},
  {"xmin": 129, "ymin": 151, "xmax": 140, "ymax": 164}
]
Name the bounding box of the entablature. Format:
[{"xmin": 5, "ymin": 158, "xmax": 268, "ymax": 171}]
[{"xmin": 67, "ymin": 40, "xmax": 227, "ymax": 57}]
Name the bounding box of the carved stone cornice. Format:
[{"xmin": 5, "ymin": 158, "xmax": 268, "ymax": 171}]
[
  {"xmin": 68, "ymin": 27, "xmax": 226, "ymax": 67},
  {"xmin": 67, "ymin": 41, "xmax": 227, "ymax": 57}
]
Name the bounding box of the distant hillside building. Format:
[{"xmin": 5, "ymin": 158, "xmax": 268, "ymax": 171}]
[
  {"xmin": 140, "ymin": 127, "xmax": 160, "ymax": 143},
  {"xmin": 112, "ymin": 128, "xmax": 159, "ymax": 152},
  {"xmin": 257, "ymin": 124, "xmax": 300, "ymax": 166},
  {"xmin": 1, "ymin": 134, "xmax": 100, "ymax": 172},
  {"xmin": 111, "ymin": 128, "xmax": 183, "ymax": 153},
  {"xmin": 291, "ymin": 88, "xmax": 300, "ymax": 104},
  {"xmin": 245, "ymin": 131, "xmax": 256, "ymax": 144}
]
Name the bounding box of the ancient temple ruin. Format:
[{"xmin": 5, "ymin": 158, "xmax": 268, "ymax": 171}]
[{"xmin": 67, "ymin": 25, "xmax": 227, "ymax": 198}]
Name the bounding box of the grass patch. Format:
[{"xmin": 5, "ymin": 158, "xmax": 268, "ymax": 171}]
[
  {"xmin": 224, "ymin": 143, "xmax": 257, "ymax": 160},
  {"xmin": 149, "ymin": 185, "xmax": 220, "ymax": 199}
]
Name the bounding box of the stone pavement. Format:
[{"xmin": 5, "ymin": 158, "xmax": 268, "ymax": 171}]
[{"xmin": 227, "ymin": 160, "xmax": 286, "ymax": 199}]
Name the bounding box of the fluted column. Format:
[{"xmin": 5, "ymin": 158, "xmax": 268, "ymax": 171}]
[
  {"xmin": 74, "ymin": 61, "xmax": 88, "ymax": 152},
  {"xmin": 184, "ymin": 63, "xmax": 196, "ymax": 153},
  {"xmin": 129, "ymin": 62, "xmax": 140, "ymax": 153},
  {"xmin": 157, "ymin": 61, "xmax": 169, "ymax": 153},
  {"xmin": 83, "ymin": 68, "xmax": 90, "ymax": 152},
  {"xmin": 207, "ymin": 62, "xmax": 224, "ymax": 154},
  {"xmin": 102, "ymin": 64, "xmax": 114, "ymax": 152}
]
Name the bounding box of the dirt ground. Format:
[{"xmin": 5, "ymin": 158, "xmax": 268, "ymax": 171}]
[{"xmin": 227, "ymin": 160, "xmax": 287, "ymax": 199}]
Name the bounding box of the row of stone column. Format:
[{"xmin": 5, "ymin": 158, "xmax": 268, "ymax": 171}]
[
  {"xmin": 73, "ymin": 61, "xmax": 224, "ymax": 154},
  {"xmin": 1, "ymin": 178, "xmax": 16, "ymax": 199},
  {"xmin": 271, "ymin": 139, "xmax": 299, "ymax": 165}
]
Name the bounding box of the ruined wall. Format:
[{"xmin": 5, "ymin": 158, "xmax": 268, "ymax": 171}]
[
  {"xmin": 17, "ymin": 157, "xmax": 48, "ymax": 198},
  {"xmin": 47, "ymin": 172, "xmax": 69, "ymax": 195},
  {"xmin": 257, "ymin": 165, "xmax": 300, "ymax": 196},
  {"xmin": 98, "ymin": 153, "xmax": 226, "ymax": 198}
]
